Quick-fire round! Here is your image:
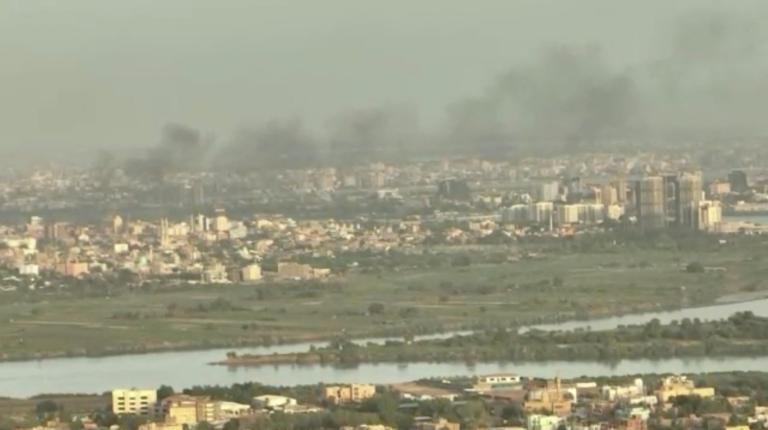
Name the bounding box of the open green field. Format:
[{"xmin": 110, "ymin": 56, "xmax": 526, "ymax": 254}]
[{"xmin": 0, "ymin": 238, "xmax": 767, "ymax": 360}]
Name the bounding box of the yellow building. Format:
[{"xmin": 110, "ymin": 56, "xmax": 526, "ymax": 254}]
[
  {"xmin": 523, "ymin": 378, "xmax": 573, "ymax": 417},
  {"xmin": 160, "ymin": 395, "xmax": 216, "ymax": 425},
  {"xmin": 166, "ymin": 397, "xmax": 198, "ymax": 425},
  {"xmin": 112, "ymin": 388, "xmax": 157, "ymax": 416},
  {"xmin": 655, "ymin": 376, "xmax": 715, "ymax": 403},
  {"xmin": 277, "ymin": 262, "xmax": 314, "ymax": 280},
  {"xmin": 241, "ymin": 264, "xmax": 263, "ymax": 282},
  {"xmin": 322, "ymin": 384, "xmax": 377, "ymax": 405}
]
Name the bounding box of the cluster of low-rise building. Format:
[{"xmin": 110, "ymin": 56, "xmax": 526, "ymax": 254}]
[
  {"xmin": 105, "ymin": 374, "xmax": 753, "ymax": 430},
  {"xmin": 468, "ymin": 374, "xmax": 735, "ymax": 430},
  {"xmin": 16, "ymin": 373, "xmax": 768, "ymax": 430},
  {"xmin": 107, "ymin": 384, "xmax": 378, "ymax": 429}
]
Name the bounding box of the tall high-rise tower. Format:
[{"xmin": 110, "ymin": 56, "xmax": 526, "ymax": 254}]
[
  {"xmin": 679, "ymin": 173, "xmax": 703, "ymax": 227},
  {"xmin": 637, "ymin": 176, "xmax": 666, "ymax": 229},
  {"xmin": 729, "ymin": 170, "xmax": 749, "ymax": 193}
]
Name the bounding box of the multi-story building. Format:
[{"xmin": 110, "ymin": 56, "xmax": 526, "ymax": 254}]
[
  {"xmin": 529, "ymin": 202, "xmax": 554, "ymax": 227},
  {"xmin": 637, "ymin": 176, "xmax": 666, "ymax": 230},
  {"xmin": 277, "ymin": 262, "xmax": 314, "ymax": 280},
  {"xmin": 241, "ymin": 264, "xmax": 263, "ymax": 282},
  {"xmin": 535, "ymin": 180, "xmax": 560, "ymax": 202},
  {"xmin": 708, "ymin": 180, "xmax": 731, "ymax": 197},
  {"xmin": 697, "ymin": 201, "xmax": 723, "ymax": 231},
  {"xmin": 729, "ymin": 170, "xmax": 749, "ymax": 193},
  {"xmin": 213, "ymin": 209, "xmax": 230, "ymax": 233},
  {"xmin": 655, "ymin": 376, "xmax": 715, "ymax": 403},
  {"xmin": 474, "ymin": 373, "xmax": 522, "ymax": 392},
  {"xmin": 500, "ymin": 204, "xmax": 530, "ymax": 224},
  {"xmin": 577, "ymin": 204, "xmax": 605, "ymax": 224},
  {"xmin": 112, "ymin": 388, "xmax": 157, "ymax": 416},
  {"xmin": 556, "ymin": 205, "xmax": 580, "ymax": 225},
  {"xmin": 159, "ymin": 394, "xmax": 218, "ymax": 425},
  {"xmin": 679, "ymin": 173, "xmax": 703, "ymax": 227},
  {"xmin": 601, "ymin": 183, "xmax": 618, "ymax": 207},
  {"xmin": 322, "ymin": 384, "xmax": 376, "ymax": 405},
  {"xmin": 602, "ymin": 378, "xmax": 645, "ymax": 401},
  {"xmin": 253, "ymin": 395, "xmax": 298, "ymax": 410},
  {"xmin": 524, "ymin": 378, "xmax": 574, "ymax": 417}
]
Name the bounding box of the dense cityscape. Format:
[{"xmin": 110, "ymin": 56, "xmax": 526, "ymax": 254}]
[
  {"xmin": 1, "ymin": 155, "xmax": 767, "ymax": 291},
  {"xmin": 3, "ymin": 154, "xmax": 768, "ymax": 430},
  {"xmin": 6, "ymin": 0, "xmax": 768, "ymax": 429}
]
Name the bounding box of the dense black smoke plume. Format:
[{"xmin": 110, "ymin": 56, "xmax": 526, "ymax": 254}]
[
  {"xmin": 111, "ymin": 8, "xmax": 768, "ymax": 175},
  {"xmin": 125, "ymin": 123, "xmax": 212, "ymax": 179},
  {"xmin": 444, "ymin": 46, "xmax": 637, "ymax": 155},
  {"xmin": 91, "ymin": 149, "xmax": 117, "ymax": 188},
  {"xmin": 444, "ymin": 10, "xmax": 768, "ymax": 155}
]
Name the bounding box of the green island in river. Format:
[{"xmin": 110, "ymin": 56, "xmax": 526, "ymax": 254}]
[{"xmin": 214, "ymin": 312, "xmax": 768, "ymax": 366}]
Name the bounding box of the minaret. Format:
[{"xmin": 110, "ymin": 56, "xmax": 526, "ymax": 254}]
[{"xmin": 159, "ymin": 219, "xmax": 170, "ymax": 249}]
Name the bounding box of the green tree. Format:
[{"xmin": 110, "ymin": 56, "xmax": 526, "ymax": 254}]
[
  {"xmin": 157, "ymin": 385, "xmax": 175, "ymax": 400},
  {"xmin": 35, "ymin": 400, "xmax": 60, "ymax": 419},
  {"xmin": 223, "ymin": 419, "xmax": 240, "ymax": 430}
]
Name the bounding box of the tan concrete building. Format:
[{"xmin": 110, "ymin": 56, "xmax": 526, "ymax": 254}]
[
  {"xmin": 112, "ymin": 388, "xmax": 157, "ymax": 416},
  {"xmin": 160, "ymin": 394, "xmax": 216, "ymax": 425},
  {"xmin": 524, "ymin": 378, "xmax": 574, "ymax": 417},
  {"xmin": 241, "ymin": 264, "xmax": 263, "ymax": 282},
  {"xmin": 277, "ymin": 262, "xmax": 314, "ymax": 280},
  {"xmin": 322, "ymin": 384, "xmax": 376, "ymax": 405},
  {"xmin": 277, "ymin": 262, "xmax": 330, "ymax": 280},
  {"xmin": 655, "ymin": 376, "xmax": 715, "ymax": 403}
]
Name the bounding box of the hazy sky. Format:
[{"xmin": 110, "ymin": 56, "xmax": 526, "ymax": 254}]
[{"xmin": 1, "ymin": 0, "xmax": 766, "ymax": 164}]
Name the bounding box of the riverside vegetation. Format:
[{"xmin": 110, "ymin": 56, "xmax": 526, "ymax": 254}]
[
  {"xmin": 1, "ymin": 231, "xmax": 767, "ymax": 361},
  {"xmin": 217, "ymin": 312, "xmax": 768, "ymax": 366}
]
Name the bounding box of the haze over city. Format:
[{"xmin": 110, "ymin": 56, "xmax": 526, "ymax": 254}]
[
  {"xmin": 2, "ymin": 0, "xmax": 768, "ymax": 167},
  {"xmin": 5, "ymin": 2, "xmax": 768, "ymax": 430}
]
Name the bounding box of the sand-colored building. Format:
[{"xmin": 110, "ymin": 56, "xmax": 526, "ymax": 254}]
[
  {"xmin": 112, "ymin": 388, "xmax": 157, "ymax": 416},
  {"xmin": 655, "ymin": 376, "xmax": 715, "ymax": 403},
  {"xmin": 322, "ymin": 384, "xmax": 376, "ymax": 405},
  {"xmin": 524, "ymin": 378, "xmax": 574, "ymax": 417}
]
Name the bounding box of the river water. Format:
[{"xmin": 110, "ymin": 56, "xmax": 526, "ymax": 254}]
[{"xmin": 1, "ymin": 298, "xmax": 768, "ymax": 398}]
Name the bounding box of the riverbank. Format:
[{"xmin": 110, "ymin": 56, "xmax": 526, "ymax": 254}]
[
  {"xmin": 211, "ymin": 312, "xmax": 768, "ymax": 367},
  {"xmin": 4, "ymin": 294, "xmax": 768, "ymax": 365},
  {"xmin": 3, "ymin": 241, "xmax": 759, "ymax": 363}
]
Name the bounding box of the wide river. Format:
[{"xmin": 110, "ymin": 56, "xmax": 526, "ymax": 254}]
[{"xmin": 1, "ymin": 298, "xmax": 768, "ymax": 398}]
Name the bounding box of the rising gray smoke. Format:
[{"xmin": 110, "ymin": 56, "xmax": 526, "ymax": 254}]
[
  {"xmin": 635, "ymin": 10, "xmax": 768, "ymax": 140},
  {"xmin": 444, "ymin": 45, "xmax": 637, "ymax": 155},
  {"xmin": 214, "ymin": 119, "xmax": 318, "ymax": 171},
  {"xmin": 326, "ymin": 106, "xmax": 421, "ymax": 165},
  {"xmin": 443, "ymin": 9, "xmax": 768, "ymax": 155},
  {"xmin": 117, "ymin": 7, "xmax": 768, "ymax": 174},
  {"xmin": 125, "ymin": 123, "xmax": 212, "ymax": 179}
]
